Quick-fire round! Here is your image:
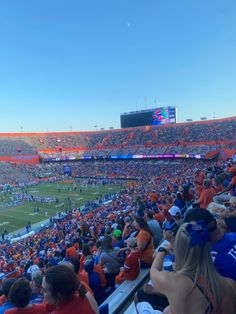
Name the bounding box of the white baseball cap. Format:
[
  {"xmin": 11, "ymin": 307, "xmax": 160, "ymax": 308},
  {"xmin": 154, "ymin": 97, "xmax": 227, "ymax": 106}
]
[{"xmin": 168, "ymin": 206, "xmax": 181, "ymax": 217}]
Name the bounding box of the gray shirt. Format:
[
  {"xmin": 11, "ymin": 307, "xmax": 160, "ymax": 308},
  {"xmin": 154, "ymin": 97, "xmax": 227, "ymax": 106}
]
[
  {"xmin": 148, "ymin": 219, "xmax": 162, "ymax": 248},
  {"xmin": 100, "ymin": 248, "xmax": 123, "ymax": 274}
]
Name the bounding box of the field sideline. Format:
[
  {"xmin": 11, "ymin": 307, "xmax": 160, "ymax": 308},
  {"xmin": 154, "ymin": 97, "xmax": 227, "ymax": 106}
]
[{"xmin": 0, "ymin": 181, "xmax": 121, "ymax": 234}]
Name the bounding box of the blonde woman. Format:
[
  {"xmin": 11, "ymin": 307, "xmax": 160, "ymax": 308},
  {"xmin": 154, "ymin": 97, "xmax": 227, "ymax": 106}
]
[{"xmin": 150, "ymin": 222, "xmax": 236, "ymax": 314}]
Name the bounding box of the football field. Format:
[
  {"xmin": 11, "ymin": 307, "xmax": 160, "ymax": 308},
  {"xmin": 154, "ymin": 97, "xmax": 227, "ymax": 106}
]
[{"xmin": 0, "ymin": 180, "xmax": 121, "ymax": 234}]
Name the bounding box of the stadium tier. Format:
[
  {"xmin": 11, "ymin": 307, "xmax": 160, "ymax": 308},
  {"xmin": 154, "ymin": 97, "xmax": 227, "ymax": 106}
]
[{"xmin": 0, "ymin": 116, "xmax": 235, "ymax": 164}]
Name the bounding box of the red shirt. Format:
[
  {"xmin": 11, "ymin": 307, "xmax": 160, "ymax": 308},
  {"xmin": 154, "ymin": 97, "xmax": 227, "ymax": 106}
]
[
  {"xmin": 6, "ymin": 304, "xmax": 47, "ymax": 314},
  {"xmin": 45, "ymin": 294, "xmax": 95, "ymax": 314},
  {"xmin": 124, "ymin": 250, "xmax": 141, "ymax": 280},
  {"xmin": 66, "ymin": 246, "xmax": 79, "ymax": 259},
  {"xmin": 0, "ymin": 295, "xmax": 6, "ymax": 306}
]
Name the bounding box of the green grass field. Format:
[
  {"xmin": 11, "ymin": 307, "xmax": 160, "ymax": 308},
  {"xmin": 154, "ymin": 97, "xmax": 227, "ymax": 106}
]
[{"xmin": 0, "ymin": 181, "xmax": 121, "ymax": 234}]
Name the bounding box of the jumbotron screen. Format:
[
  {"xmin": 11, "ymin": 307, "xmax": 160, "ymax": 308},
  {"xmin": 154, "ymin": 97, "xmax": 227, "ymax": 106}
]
[{"xmin": 120, "ymin": 107, "xmax": 176, "ymax": 128}]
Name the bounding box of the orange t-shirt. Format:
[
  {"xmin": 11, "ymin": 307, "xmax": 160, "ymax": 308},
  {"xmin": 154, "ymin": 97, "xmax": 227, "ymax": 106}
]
[
  {"xmin": 136, "ymin": 230, "xmax": 154, "ymax": 265},
  {"xmin": 199, "ymin": 188, "xmax": 216, "ymax": 209},
  {"xmin": 195, "ymin": 184, "xmax": 203, "ymax": 197}
]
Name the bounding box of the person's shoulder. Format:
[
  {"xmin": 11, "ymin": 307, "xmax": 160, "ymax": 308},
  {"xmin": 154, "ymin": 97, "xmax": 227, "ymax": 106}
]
[
  {"xmin": 31, "ymin": 304, "xmax": 47, "ymax": 313},
  {"xmin": 224, "ymin": 232, "xmax": 236, "ymax": 241},
  {"xmin": 211, "ymin": 233, "xmax": 236, "ymax": 259},
  {"xmin": 152, "ymin": 270, "xmax": 191, "ymax": 295},
  {"xmin": 4, "ymin": 310, "xmax": 16, "ymax": 314},
  {"xmin": 230, "ymin": 176, "xmax": 236, "ymax": 185}
]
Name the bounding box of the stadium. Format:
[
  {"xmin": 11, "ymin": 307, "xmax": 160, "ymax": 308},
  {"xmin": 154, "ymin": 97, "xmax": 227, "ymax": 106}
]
[
  {"xmin": 0, "ymin": 113, "xmax": 235, "ymax": 313},
  {"xmin": 1, "ymin": 1, "xmax": 236, "ymax": 313}
]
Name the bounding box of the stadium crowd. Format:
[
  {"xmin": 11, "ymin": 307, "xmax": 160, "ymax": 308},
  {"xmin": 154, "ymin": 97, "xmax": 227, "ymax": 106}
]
[
  {"xmin": 0, "ymin": 159, "xmax": 215, "ymax": 185},
  {"xmin": 0, "ymin": 155, "xmax": 235, "ymax": 313},
  {"xmin": 0, "ymin": 117, "xmax": 235, "ymax": 158}
]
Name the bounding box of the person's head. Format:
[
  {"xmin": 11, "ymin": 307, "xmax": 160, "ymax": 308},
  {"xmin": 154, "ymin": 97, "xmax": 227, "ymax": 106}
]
[
  {"xmin": 96, "ymin": 240, "xmax": 102, "ymax": 249},
  {"xmin": 9, "ymin": 278, "xmax": 32, "ymax": 308},
  {"xmin": 102, "ymin": 235, "xmax": 113, "ymax": 252},
  {"xmin": 113, "ymin": 229, "xmax": 122, "ymax": 240},
  {"xmin": 70, "ymin": 257, "xmax": 80, "ymax": 274},
  {"xmin": 124, "ymin": 216, "xmax": 131, "ymax": 224},
  {"xmin": 82, "ymin": 243, "xmax": 91, "ymax": 257},
  {"xmin": 127, "ymin": 237, "xmax": 137, "ymax": 250},
  {"xmin": 203, "ymin": 179, "xmax": 211, "ymax": 189},
  {"xmin": 146, "ymin": 211, "xmax": 154, "ymax": 220},
  {"xmin": 184, "ymin": 208, "xmax": 217, "ymax": 234},
  {"xmin": 42, "ymin": 265, "xmax": 86, "ymax": 306},
  {"xmin": 175, "ymin": 222, "xmax": 211, "ymax": 273},
  {"xmin": 134, "ymin": 216, "xmax": 152, "ymax": 234},
  {"xmin": 168, "ymin": 206, "xmax": 181, "ymax": 218},
  {"xmin": 176, "ymin": 192, "xmax": 183, "ymax": 200},
  {"xmin": 31, "ymin": 270, "xmax": 43, "ymax": 293},
  {"xmin": 174, "ymin": 222, "xmax": 222, "ymax": 308},
  {"xmin": 2, "ymin": 278, "xmax": 16, "ymax": 299}
]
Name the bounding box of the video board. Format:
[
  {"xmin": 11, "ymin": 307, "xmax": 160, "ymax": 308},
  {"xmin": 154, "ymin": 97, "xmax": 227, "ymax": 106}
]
[{"xmin": 120, "ymin": 107, "xmax": 176, "ymax": 128}]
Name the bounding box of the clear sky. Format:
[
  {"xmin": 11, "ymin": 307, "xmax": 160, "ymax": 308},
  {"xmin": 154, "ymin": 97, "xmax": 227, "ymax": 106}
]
[{"xmin": 0, "ymin": 0, "xmax": 235, "ymax": 132}]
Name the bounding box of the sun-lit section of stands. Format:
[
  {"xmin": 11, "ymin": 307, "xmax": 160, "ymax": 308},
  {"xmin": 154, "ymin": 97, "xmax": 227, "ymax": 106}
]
[{"xmin": 0, "ymin": 117, "xmax": 235, "ymax": 162}]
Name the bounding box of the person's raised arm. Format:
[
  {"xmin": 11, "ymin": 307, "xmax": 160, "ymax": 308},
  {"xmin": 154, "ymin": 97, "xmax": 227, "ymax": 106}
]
[{"xmin": 150, "ymin": 247, "xmax": 172, "ymax": 296}]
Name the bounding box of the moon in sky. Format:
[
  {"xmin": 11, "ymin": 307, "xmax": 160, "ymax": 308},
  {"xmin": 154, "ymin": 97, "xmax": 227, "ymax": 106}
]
[{"xmin": 127, "ymin": 23, "xmax": 130, "ymax": 27}]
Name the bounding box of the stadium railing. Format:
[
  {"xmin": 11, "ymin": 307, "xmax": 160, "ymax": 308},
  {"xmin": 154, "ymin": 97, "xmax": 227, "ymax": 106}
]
[{"xmin": 100, "ymin": 268, "xmax": 150, "ymax": 314}]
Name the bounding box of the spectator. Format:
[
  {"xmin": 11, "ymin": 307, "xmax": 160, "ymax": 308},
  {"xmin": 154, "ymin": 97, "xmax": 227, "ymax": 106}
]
[
  {"xmin": 184, "ymin": 208, "xmax": 236, "ymax": 281},
  {"xmin": 195, "ymin": 179, "xmax": 216, "ymax": 209},
  {"xmin": 146, "ymin": 212, "xmax": 162, "ymax": 248},
  {"xmin": 6, "ymin": 278, "xmax": 46, "ymax": 314},
  {"xmin": 173, "ymin": 191, "xmax": 186, "ymax": 209},
  {"xmin": 30, "ymin": 270, "xmax": 44, "ymax": 304},
  {"xmin": 214, "ymin": 168, "xmax": 236, "ymax": 204},
  {"xmin": 216, "ymin": 196, "xmax": 236, "ymax": 232},
  {"xmin": 135, "ymin": 217, "xmax": 154, "ymax": 268},
  {"xmin": 168, "ymin": 206, "xmax": 184, "ymax": 227},
  {"xmin": 82, "ymin": 259, "xmax": 105, "ymax": 305},
  {"xmin": 42, "ymin": 265, "xmax": 98, "ymax": 314},
  {"xmin": 150, "ymin": 222, "xmax": 236, "ymax": 314},
  {"xmin": 100, "ymin": 235, "xmax": 123, "ymax": 291},
  {"xmin": 115, "ymin": 238, "xmax": 141, "ymax": 284},
  {"xmin": 0, "ymin": 278, "xmax": 16, "ymax": 314}
]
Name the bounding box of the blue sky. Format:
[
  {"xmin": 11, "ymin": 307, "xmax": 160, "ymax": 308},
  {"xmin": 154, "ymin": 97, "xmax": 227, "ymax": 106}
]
[{"xmin": 0, "ymin": 0, "xmax": 235, "ymax": 132}]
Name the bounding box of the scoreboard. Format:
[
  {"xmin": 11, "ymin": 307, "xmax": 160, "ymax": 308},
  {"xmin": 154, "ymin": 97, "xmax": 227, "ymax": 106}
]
[{"xmin": 120, "ymin": 107, "xmax": 177, "ymax": 128}]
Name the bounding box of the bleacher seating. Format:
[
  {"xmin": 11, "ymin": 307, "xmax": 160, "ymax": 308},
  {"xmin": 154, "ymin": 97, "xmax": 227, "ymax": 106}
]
[{"xmin": 0, "ymin": 116, "xmax": 235, "ymax": 160}]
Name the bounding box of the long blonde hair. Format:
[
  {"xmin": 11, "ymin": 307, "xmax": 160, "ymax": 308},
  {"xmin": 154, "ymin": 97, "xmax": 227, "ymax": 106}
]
[{"xmin": 174, "ymin": 223, "xmax": 222, "ymax": 310}]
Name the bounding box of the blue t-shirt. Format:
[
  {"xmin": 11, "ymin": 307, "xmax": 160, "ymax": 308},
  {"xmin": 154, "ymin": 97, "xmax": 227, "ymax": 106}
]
[
  {"xmin": 0, "ymin": 300, "xmax": 15, "ymax": 314},
  {"xmin": 211, "ymin": 233, "xmax": 236, "ymax": 281}
]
